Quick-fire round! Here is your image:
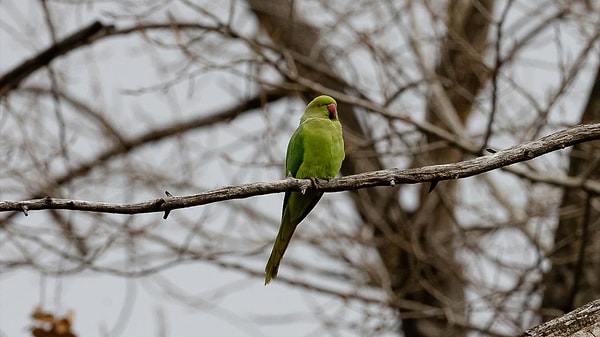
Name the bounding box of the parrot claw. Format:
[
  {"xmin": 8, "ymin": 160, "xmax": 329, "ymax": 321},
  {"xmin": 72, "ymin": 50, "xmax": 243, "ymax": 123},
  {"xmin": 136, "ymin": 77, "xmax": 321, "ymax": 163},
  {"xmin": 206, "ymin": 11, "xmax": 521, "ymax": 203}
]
[{"xmin": 299, "ymin": 178, "xmax": 319, "ymax": 195}]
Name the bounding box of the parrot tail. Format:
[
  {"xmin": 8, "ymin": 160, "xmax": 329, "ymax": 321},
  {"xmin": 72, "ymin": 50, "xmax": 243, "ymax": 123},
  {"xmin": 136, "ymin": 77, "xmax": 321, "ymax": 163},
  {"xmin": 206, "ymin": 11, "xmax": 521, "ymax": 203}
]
[
  {"xmin": 264, "ymin": 191, "xmax": 323, "ymax": 285},
  {"xmin": 264, "ymin": 226, "xmax": 293, "ymax": 285}
]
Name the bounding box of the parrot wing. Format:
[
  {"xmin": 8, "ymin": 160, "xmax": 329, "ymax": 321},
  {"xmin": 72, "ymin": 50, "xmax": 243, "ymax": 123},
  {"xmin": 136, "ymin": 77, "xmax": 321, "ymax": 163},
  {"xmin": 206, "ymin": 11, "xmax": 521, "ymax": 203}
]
[{"xmin": 265, "ymin": 123, "xmax": 324, "ymax": 284}]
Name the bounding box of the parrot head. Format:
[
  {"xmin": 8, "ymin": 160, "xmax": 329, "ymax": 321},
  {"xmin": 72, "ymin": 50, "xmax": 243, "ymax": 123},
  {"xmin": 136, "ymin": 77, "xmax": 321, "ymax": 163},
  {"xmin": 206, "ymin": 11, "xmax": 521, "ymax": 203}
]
[{"xmin": 302, "ymin": 95, "xmax": 338, "ymax": 122}]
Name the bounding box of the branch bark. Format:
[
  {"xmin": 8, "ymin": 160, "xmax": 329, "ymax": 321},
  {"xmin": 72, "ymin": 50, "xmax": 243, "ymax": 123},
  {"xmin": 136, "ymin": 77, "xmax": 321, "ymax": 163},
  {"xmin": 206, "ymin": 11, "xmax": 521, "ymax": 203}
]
[
  {"xmin": 516, "ymin": 298, "xmax": 600, "ymax": 337},
  {"xmin": 1, "ymin": 123, "xmax": 598, "ymax": 216}
]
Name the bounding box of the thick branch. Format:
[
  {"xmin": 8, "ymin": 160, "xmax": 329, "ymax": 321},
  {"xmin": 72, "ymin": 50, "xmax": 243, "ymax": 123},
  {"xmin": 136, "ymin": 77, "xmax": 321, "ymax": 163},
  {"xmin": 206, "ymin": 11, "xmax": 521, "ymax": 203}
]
[
  {"xmin": 516, "ymin": 298, "xmax": 600, "ymax": 337},
  {"xmin": 1, "ymin": 123, "xmax": 598, "ymax": 215}
]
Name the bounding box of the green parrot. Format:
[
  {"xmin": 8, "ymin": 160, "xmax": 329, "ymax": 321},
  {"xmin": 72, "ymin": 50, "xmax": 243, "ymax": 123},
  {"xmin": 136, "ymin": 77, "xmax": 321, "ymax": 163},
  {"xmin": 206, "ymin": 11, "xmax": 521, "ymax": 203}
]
[{"xmin": 265, "ymin": 95, "xmax": 345, "ymax": 285}]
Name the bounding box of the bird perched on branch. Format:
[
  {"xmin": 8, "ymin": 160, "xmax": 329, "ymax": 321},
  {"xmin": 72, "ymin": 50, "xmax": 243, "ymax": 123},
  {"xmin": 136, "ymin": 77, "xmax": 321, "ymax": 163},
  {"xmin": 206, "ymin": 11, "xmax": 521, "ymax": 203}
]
[{"xmin": 265, "ymin": 95, "xmax": 345, "ymax": 285}]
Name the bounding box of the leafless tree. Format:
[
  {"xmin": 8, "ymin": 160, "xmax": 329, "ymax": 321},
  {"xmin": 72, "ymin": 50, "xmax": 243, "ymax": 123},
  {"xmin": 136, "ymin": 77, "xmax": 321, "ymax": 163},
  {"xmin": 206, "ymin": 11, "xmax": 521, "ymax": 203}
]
[{"xmin": 1, "ymin": 1, "xmax": 599, "ymax": 336}]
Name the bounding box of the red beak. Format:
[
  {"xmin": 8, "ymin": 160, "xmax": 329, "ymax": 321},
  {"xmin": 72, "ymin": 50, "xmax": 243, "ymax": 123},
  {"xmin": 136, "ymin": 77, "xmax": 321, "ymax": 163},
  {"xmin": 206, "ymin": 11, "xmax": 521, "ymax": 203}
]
[{"xmin": 327, "ymin": 104, "xmax": 337, "ymax": 119}]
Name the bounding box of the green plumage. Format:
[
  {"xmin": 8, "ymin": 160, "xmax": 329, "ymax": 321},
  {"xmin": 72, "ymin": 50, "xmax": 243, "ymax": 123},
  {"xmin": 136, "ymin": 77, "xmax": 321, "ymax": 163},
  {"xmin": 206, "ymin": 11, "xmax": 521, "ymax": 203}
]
[{"xmin": 265, "ymin": 95, "xmax": 345, "ymax": 285}]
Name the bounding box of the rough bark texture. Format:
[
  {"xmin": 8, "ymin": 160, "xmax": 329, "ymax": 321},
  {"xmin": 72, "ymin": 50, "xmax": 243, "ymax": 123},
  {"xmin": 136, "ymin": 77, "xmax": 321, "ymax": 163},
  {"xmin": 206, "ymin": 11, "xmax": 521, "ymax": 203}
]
[
  {"xmin": 517, "ymin": 298, "xmax": 600, "ymax": 337},
  {"xmin": 541, "ymin": 66, "xmax": 600, "ymax": 320}
]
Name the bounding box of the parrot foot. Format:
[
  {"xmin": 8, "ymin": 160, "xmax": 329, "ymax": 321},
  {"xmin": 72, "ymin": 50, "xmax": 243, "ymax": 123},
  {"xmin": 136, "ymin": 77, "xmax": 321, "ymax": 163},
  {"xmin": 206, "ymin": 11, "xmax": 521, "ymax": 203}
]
[
  {"xmin": 299, "ymin": 179, "xmax": 311, "ymax": 195},
  {"xmin": 315, "ymin": 177, "xmax": 333, "ymax": 187},
  {"xmin": 300, "ymin": 177, "xmax": 320, "ymax": 195}
]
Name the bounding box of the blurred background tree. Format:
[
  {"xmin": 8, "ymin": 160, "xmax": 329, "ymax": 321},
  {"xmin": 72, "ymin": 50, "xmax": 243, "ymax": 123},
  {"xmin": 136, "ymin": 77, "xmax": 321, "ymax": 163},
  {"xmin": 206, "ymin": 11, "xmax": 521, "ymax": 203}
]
[{"xmin": 1, "ymin": 1, "xmax": 598, "ymax": 336}]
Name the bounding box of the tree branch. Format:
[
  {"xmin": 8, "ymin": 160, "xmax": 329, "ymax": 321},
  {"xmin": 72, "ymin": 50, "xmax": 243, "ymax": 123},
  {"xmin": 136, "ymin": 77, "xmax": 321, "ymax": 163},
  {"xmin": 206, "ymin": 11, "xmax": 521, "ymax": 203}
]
[
  {"xmin": 516, "ymin": 298, "xmax": 600, "ymax": 337},
  {"xmin": 0, "ymin": 21, "xmax": 115, "ymax": 97},
  {"xmin": 1, "ymin": 123, "xmax": 598, "ymax": 216}
]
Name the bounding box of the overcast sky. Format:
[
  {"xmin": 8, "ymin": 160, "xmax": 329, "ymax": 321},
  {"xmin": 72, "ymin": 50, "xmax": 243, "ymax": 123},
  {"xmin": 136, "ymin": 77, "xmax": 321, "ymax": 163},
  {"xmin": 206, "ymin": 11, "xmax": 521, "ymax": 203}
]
[{"xmin": 1, "ymin": 1, "xmax": 598, "ymax": 337}]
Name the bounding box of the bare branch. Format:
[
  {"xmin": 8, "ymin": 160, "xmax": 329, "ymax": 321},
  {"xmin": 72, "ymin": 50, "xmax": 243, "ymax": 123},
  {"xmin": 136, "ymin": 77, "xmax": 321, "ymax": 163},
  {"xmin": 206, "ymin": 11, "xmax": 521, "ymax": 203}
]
[
  {"xmin": 1, "ymin": 123, "xmax": 598, "ymax": 216},
  {"xmin": 0, "ymin": 21, "xmax": 115, "ymax": 97},
  {"xmin": 43, "ymin": 88, "xmax": 287, "ymax": 191},
  {"xmin": 0, "ymin": 19, "xmax": 255, "ymax": 98}
]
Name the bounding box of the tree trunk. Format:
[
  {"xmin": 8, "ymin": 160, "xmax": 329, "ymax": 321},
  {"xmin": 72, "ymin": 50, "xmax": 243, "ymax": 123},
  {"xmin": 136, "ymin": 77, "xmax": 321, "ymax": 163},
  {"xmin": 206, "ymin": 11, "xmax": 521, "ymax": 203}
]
[
  {"xmin": 541, "ymin": 65, "xmax": 600, "ymax": 321},
  {"xmin": 403, "ymin": 1, "xmax": 494, "ymax": 336}
]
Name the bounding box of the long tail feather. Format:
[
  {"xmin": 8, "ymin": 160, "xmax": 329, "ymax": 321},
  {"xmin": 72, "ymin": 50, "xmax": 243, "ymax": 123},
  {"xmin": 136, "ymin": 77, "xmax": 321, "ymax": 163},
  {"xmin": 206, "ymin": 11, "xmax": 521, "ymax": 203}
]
[
  {"xmin": 264, "ymin": 226, "xmax": 294, "ymax": 284},
  {"xmin": 265, "ymin": 191, "xmax": 323, "ymax": 285}
]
